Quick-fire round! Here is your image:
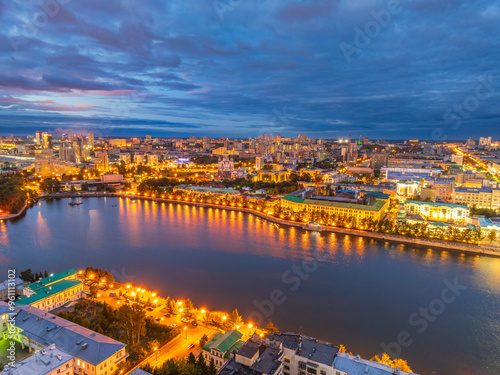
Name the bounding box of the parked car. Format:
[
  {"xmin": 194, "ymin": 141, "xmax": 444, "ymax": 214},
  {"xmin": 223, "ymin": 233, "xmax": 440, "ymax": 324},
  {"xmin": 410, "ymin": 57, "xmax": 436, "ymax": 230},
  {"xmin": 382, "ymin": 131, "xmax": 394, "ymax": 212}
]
[
  {"xmin": 155, "ymin": 317, "xmax": 161, "ymax": 322},
  {"xmin": 186, "ymin": 344, "xmax": 194, "ymax": 350},
  {"xmin": 170, "ymin": 323, "xmax": 178, "ymax": 328},
  {"xmin": 191, "ymin": 321, "xmax": 198, "ymax": 327},
  {"xmin": 181, "ymin": 318, "xmax": 189, "ymax": 323},
  {"xmin": 147, "ymin": 307, "xmax": 154, "ymax": 312},
  {"xmin": 165, "ymin": 313, "xmax": 171, "ymax": 318}
]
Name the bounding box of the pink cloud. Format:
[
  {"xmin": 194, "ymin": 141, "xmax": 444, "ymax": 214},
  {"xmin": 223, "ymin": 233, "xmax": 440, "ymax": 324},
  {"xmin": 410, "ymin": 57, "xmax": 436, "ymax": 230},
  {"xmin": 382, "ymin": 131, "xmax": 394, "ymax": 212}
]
[
  {"xmin": 38, "ymin": 100, "xmax": 56, "ymax": 104},
  {"xmin": 75, "ymin": 104, "xmax": 100, "ymax": 108}
]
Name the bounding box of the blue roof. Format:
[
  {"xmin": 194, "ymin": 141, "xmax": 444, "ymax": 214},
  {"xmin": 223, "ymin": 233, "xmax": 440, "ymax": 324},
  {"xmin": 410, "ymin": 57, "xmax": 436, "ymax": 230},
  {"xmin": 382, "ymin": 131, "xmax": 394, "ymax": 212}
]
[{"xmin": 334, "ymin": 353, "xmax": 418, "ymax": 375}]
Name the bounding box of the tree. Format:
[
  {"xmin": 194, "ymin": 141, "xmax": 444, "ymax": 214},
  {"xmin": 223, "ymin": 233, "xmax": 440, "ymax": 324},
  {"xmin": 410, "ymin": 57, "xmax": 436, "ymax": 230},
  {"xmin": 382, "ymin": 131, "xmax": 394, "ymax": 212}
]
[
  {"xmin": 225, "ymin": 309, "xmax": 243, "ymax": 330},
  {"xmin": 338, "ymin": 344, "xmax": 346, "ymax": 353},
  {"xmin": 196, "ymin": 353, "xmax": 209, "ymax": 374},
  {"xmin": 44, "ymin": 270, "xmax": 49, "ymax": 278},
  {"xmin": 199, "ymin": 334, "xmax": 209, "ymax": 348},
  {"xmin": 264, "ymin": 320, "xmax": 279, "ymax": 334},
  {"xmin": 182, "ymin": 299, "xmax": 195, "ymax": 319},
  {"xmin": 116, "ymin": 304, "xmax": 147, "ymax": 345},
  {"xmin": 89, "ymin": 285, "xmax": 99, "ymax": 300},
  {"xmin": 208, "ymin": 358, "xmax": 217, "ymax": 375},
  {"xmin": 488, "ymin": 230, "xmax": 497, "ymax": 243},
  {"xmin": 20, "ymin": 268, "xmax": 34, "ymax": 283},
  {"xmin": 187, "ymin": 352, "xmax": 197, "ymax": 365}
]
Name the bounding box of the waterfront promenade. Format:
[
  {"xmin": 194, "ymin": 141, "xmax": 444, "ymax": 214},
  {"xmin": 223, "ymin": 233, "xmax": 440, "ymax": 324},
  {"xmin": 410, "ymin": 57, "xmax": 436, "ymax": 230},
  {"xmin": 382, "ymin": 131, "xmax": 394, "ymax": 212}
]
[{"xmin": 3, "ymin": 192, "xmax": 499, "ymax": 258}]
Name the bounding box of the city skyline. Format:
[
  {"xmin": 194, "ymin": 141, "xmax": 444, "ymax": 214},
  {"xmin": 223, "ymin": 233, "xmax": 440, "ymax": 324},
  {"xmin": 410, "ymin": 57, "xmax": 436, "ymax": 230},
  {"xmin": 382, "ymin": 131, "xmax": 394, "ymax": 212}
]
[{"xmin": 1, "ymin": 1, "xmax": 499, "ymax": 139}]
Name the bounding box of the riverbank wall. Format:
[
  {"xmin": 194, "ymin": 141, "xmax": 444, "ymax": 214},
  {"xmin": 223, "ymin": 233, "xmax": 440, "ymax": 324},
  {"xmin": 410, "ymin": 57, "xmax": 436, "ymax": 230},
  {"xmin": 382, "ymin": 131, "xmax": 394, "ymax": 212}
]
[{"xmin": 3, "ymin": 192, "xmax": 499, "ymax": 257}]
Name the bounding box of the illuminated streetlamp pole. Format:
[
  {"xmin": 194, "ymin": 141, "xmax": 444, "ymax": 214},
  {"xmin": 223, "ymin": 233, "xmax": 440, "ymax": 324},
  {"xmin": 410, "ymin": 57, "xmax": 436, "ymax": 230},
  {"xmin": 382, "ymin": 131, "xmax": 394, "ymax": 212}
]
[{"xmin": 184, "ymin": 326, "xmax": 187, "ymax": 339}]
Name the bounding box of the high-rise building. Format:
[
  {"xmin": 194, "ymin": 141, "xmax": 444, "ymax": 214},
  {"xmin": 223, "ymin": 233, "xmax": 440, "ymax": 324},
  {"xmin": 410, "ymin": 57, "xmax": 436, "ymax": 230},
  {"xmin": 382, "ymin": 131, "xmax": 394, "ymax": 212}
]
[
  {"xmin": 94, "ymin": 150, "xmax": 108, "ymax": 171},
  {"xmin": 35, "ymin": 131, "xmax": 42, "ymax": 146},
  {"xmin": 42, "ymin": 132, "xmax": 52, "ymax": 149}
]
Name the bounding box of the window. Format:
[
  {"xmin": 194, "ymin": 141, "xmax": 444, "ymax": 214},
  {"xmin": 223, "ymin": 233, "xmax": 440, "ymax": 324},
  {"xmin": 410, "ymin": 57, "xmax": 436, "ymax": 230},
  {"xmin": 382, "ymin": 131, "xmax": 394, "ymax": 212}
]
[
  {"xmin": 284, "ymin": 365, "xmax": 290, "ymax": 370},
  {"xmin": 320, "ymin": 371, "xmax": 326, "ymax": 375},
  {"xmin": 307, "ymin": 368, "xmax": 317, "ymax": 374},
  {"xmin": 299, "ymin": 363, "xmax": 306, "ymax": 370}
]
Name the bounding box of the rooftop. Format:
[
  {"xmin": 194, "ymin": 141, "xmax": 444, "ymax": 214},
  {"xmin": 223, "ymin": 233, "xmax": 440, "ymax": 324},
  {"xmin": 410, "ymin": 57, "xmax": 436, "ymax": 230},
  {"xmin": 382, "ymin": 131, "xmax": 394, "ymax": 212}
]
[
  {"xmin": 334, "ymin": 353, "xmax": 418, "ymax": 375},
  {"xmin": 17, "ymin": 279, "xmax": 82, "ymax": 305},
  {"xmin": 266, "ymin": 333, "xmax": 338, "ymax": 366},
  {"xmin": 203, "ymin": 330, "xmax": 243, "ymax": 354},
  {"xmin": 1, "ymin": 302, "xmax": 126, "ymax": 366},
  {"xmin": 7, "ymin": 346, "xmax": 74, "ymax": 375},
  {"xmin": 404, "ymin": 201, "xmax": 469, "ymax": 210},
  {"xmin": 24, "ymin": 269, "xmax": 77, "ymax": 292}
]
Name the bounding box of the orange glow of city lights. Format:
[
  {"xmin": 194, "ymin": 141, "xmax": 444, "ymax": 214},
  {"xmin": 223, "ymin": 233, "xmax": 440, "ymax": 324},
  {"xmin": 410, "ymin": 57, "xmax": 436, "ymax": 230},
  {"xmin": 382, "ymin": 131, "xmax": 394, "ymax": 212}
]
[
  {"xmin": 248, "ymin": 324, "xmax": 253, "ymax": 328},
  {"xmin": 131, "ymin": 292, "xmax": 136, "ymax": 296},
  {"xmin": 178, "ymin": 301, "xmax": 183, "ymax": 306},
  {"xmin": 180, "ymin": 308, "xmax": 184, "ymax": 312},
  {"xmin": 136, "ymin": 288, "xmax": 141, "ymax": 292},
  {"xmin": 126, "ymin": 285, "xmax": 131, "ymax": 289},
  {"xmin": 222, "ymin": 316, "xmax": 227, "ymax": 320},
  {"xmin": 153, "ymin": 299, "xmax": 158, "ymax": 303},
  {"xmin": 152, "ymin": 293, "xmax": 156, "ymax": 297},
  {"xmin": 201, "ymin": 309, "xmax": 206, "ymax": 314}
]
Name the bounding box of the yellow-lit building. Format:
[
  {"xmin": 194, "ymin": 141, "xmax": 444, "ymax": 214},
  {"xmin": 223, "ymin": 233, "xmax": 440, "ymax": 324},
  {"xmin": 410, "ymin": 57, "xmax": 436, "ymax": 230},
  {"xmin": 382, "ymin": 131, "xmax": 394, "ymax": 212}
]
[
  {"xmin": 256, "ymin": 170, "xmax": 289, "ymax": 183},
  {"xmin": 281, "ymin": 194, "xmax": 388, "ymax": 221},
  {"xmin": 17, "ymin": 269, "xmax": 84, "ymax": 312},
  {"xmin": 404, "ymin": 201, "xmax": 469, "ymax": 224}
]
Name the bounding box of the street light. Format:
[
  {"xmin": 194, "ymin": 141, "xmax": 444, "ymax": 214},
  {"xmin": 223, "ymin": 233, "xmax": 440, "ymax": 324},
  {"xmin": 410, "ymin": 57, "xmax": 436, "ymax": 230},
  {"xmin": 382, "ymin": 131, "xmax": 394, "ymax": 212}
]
[
  {"xmin": 184, "ymin": 326, "xmax": 187, "ymax": 339},
  {"xmin": 154, "ymin": 347, "xmax": 158, "ymax": 361}
]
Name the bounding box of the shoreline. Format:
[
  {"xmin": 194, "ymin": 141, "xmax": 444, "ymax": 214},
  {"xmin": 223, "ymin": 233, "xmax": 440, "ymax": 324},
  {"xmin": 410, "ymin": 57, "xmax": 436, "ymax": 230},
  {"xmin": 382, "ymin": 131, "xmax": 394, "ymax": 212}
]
[{"xmin": 5, "ymin": 192, "xmax": 500, "ymax": 258}]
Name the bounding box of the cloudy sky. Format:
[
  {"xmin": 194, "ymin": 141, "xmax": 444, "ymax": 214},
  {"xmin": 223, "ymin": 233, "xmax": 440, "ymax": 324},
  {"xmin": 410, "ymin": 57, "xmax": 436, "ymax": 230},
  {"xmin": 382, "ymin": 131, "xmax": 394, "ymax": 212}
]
[{"xmin": 0, "ymin": 0, "xmax": 499, "ymax": 139}]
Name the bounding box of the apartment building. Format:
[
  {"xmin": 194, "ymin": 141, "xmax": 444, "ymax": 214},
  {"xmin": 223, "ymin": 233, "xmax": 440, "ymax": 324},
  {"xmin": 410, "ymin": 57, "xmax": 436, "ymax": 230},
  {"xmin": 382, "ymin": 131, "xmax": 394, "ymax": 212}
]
[
  {"xmin": 0, "ymin": 302, "xmax": 128, "ymax": 375},
  {"xmin": 453, "ymin": 187, "xmax": 500, "ymax": 209}
]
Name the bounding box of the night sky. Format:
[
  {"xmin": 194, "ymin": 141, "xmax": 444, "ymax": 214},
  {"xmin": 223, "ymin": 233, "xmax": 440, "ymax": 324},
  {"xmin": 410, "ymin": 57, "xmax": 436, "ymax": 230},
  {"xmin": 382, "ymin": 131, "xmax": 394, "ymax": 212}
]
[{"xmin": 1, "ymin": 0, "xmax": 499, "ymax": 139}]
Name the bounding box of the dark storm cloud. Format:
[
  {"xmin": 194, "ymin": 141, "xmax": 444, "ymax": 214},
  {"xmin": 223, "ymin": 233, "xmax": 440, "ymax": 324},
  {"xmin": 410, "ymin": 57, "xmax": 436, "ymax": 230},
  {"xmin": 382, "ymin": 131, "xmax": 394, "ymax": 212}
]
[{"xmin": 0, "ymin": 0, "xmax": 499, "ymax": 139}]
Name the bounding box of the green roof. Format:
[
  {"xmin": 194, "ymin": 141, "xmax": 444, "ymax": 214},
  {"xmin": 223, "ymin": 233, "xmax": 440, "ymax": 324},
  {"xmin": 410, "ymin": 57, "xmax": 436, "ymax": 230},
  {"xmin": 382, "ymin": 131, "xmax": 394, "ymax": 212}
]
[
  {"xmin": 283, "ymin": 194, "xmax": 387, "ymax": 212},
  {"xmin": 282, "ymin": 195, "xmax": 305, "ymax": 204},
  {"xmin": 224, "ymin": 340, "xmax": 244, "ymax": 359},
  {"xmin": 202, "ymin": 330, "xmax": 243, "ymax": 354},
  {"xmin": 17, "ymin": 279, "xmax": 82, "ymax": 305},
  {"xmin": 25, "ymin": 268, "xmax": 77, "ymax": 292}
]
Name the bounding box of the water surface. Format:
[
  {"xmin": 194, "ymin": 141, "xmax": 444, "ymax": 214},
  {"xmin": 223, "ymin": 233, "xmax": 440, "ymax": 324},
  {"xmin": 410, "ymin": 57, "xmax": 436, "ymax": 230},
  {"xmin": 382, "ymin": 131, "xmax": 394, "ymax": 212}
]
[{"xmin": 1, "ymin": 197, "xmax": 499, "ymax": 375}]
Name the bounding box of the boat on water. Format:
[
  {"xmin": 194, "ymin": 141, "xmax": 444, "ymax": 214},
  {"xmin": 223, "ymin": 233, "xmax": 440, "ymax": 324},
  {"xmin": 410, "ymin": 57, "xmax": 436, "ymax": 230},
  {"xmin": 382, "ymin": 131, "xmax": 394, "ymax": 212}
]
[
  {"xmin": 68, "ymin": 202, "xmax": 83, "ymax": 206},
  {"xmin": 303, "ymin": 222, "xmax": 322, "ymax": 231}
]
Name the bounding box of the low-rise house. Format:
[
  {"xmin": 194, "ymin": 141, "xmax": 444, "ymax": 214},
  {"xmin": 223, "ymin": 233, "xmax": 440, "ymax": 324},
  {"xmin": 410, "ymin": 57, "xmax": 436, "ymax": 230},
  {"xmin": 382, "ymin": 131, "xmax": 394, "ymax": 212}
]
[
  {"xmin": 218, "ymin": 336, "xmax": 283, "ymax": 375},
  {"xmin": 202, "ymin": 330, "xmax": 244, "ymax": 369}
]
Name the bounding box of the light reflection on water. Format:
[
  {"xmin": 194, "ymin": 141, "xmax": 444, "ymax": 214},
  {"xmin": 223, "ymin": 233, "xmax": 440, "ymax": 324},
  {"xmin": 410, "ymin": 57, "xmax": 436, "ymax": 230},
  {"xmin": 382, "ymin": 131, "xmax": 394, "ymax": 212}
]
[{"xmin": 0, "ymin": 197, "xmax": 499, "ymax": 375}]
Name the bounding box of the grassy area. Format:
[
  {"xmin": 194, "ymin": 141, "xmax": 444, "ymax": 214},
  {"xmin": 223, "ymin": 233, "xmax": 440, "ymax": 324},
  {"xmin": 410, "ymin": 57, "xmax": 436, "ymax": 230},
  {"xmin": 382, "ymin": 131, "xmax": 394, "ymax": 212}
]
[{"xmin": 0, "ymin": 339, "xmax": 30, "ymax": 366}]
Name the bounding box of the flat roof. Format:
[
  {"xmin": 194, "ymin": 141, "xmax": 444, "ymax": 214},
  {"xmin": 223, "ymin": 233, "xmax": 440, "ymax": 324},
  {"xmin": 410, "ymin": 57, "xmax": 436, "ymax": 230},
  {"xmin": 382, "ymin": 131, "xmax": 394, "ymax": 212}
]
[{"xmin": 8, "ymin": 347, "xmax": 74, "ymax": 375}]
